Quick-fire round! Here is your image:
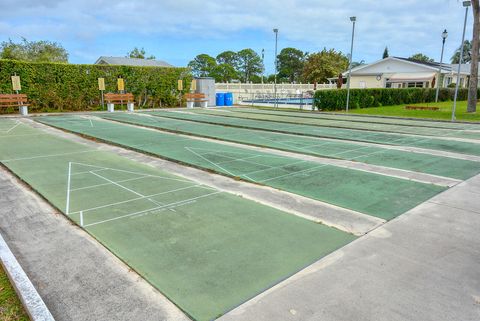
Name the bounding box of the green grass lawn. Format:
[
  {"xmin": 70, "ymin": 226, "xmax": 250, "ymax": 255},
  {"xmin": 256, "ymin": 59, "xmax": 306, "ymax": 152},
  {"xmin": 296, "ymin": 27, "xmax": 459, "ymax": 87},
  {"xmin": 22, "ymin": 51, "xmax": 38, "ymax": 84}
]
[
  {"xmin": 0, "ymin": 265, "xmax": 29, "ymax": 321},
  {"xmin": 347, "ymin": 101, "xmax": 480, "ymax": 122}
]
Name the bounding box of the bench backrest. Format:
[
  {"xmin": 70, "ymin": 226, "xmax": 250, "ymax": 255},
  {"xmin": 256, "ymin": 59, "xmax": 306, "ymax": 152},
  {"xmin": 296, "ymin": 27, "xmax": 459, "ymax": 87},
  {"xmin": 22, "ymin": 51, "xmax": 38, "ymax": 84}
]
[
  {"xmin": 104, "ymin": 93, "xmax": 134, "ymax": 104},
  {"xmin": 0, "ymin": 94, "xmax": 29, "ymax": 107},
  {"xmin": 185, "ymin": 93, "xmax": 206, "ymax": 99}
]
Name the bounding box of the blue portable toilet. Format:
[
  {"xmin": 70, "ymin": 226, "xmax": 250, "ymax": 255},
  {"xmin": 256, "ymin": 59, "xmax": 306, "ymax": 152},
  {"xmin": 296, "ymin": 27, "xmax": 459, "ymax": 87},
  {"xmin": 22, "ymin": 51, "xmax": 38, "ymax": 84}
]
[
  {"xmin": 216, "ymin": 93, "xmax": 225, "ymax": 107},
  {"xmin": 224, "ymin": 92, "xmax": 233, "ymax": 106}
]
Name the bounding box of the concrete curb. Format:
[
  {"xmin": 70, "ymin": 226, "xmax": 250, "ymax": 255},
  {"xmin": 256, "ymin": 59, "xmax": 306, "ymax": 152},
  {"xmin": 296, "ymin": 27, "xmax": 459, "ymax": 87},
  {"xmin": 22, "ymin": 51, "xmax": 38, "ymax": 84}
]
[{"xmin": 0, "ymin": 233, "xmax": 55, "ymax": 321}]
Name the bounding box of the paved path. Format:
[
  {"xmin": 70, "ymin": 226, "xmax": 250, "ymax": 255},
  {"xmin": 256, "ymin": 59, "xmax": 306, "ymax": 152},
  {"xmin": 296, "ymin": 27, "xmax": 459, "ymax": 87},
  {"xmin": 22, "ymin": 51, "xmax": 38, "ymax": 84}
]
[
  {"xmin": 219, "ymin": 174, "xmax": 480, "ymax": 321},
  {"xmin": 0, "ymin": 167, "xmax": 189, "ymax": 321}
]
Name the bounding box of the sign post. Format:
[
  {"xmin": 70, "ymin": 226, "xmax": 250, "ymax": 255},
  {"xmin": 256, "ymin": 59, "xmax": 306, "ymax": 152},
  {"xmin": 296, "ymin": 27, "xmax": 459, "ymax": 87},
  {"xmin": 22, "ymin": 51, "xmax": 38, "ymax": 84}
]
[
  {"xmin": 178, "ymin": 80, "xmax": 183, "ymax": 107},
  {"xmin": 98, "ymin": 78, "xmax": 105, "ymax": 109},
  {"xmin": 11, "ymin": 75, "xmax": 21, "ymax": 94}
]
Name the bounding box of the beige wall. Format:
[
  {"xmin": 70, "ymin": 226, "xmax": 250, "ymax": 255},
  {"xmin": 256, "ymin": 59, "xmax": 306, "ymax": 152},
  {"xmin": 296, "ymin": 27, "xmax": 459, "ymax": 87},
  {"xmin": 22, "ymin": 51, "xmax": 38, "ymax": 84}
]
[{"xmin": 346, "ymin": 76, "xmax": 384, "ymax": 89}]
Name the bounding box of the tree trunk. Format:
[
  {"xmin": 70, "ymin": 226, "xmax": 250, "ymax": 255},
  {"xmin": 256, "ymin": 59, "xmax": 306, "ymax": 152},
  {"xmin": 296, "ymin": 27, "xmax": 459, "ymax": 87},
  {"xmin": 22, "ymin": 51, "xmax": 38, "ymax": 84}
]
[{"xmin": 468, "ymin": 0, "xmax": 480, "ymax": 113}]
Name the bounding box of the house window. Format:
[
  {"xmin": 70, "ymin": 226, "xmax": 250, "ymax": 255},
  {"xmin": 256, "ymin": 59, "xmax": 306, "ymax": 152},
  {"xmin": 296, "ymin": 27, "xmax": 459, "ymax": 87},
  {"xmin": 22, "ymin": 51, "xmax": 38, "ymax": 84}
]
[{"xmin": 407, "ymin": 82, "xmax": 424, "ymax": 88}]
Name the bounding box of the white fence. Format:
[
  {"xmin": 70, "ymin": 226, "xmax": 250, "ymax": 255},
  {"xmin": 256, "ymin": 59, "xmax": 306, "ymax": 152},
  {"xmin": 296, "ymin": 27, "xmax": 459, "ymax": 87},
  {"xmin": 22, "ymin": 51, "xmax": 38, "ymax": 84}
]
[{"xmin": 215, "ymin": 83, "xmax": 335, "ymax": 104}]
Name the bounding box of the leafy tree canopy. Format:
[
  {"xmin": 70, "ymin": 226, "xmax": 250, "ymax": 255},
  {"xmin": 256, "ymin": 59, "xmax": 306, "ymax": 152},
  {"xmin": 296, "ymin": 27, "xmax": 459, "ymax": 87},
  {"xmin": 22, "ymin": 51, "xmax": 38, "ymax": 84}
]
[
  {"xmin": 0, "ymin": 38, "xmax": 68, "ymax": 63},
  {"xmin": 277, "ymin": 47, "xmax": 307, "ymax": 83},
  {"xmin": 409, "ymin": 53, "xmax": 434, "ymax": 63},
  {"xmin": 451, "ymin": 40, "xmax": 473, "ymax": 64},
  {"xmin": 302, "ymin": 48, "xmax": 349, "ymax": 83},
  {"xmin": 127, "ymin": 47, "xmax": 155, "ymax": 60},
  {"xmin": 216, "ymin": 51, "xmax": 238, "ymax": 67},
  {"xmin": 236, "ymin": 49, "xmax": 263, "ymax": 82},
  {"xmin": 188, "ymin": 54, "xmax": 217, "ymax": 77}
]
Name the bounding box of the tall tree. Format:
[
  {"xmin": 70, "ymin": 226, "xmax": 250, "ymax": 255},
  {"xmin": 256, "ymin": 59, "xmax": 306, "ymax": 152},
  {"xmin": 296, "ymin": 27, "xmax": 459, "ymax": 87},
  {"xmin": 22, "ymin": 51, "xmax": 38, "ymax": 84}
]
[
  {"xmin": 301, "ymin": 48, "xmax": 349, "ymax": 83},
  {"xmin": 236, "ymin": 49, "xmax": 263, "ymax": 82},
  {"xmin": 451, "ymin": 40, "xmax": 472, "ymax": 63},
  {"xmin": 468, "ymin": 0, "xmax": 479, "ymax": 113},
  {"xmin": 0, "ymin": 38, "xmax": 68, "ymax": 63},
  {"xmin": 216, "ymin": 51, "xmax": 238, "ymax": 67},
  {"xmin": 409, "ymin": 53, "xmax": 434, "ymax": 62},
  {"xmin": 127, "ymin": 47, "xmax": 155, "ymax": 59},
  {"xmin": 210, "ymin": 63, "xmax": 238, "ymax": 82},
  {"xmin": 383, "ymin": 47, "xmax": 389, "ymax": 59},
  {"xmin": 188, "ymin": 54, "xmax": 217, "ymax": 77},
  {"xmin": 277, "ymin": 48, "xmax": 307, "ymax": 83}
]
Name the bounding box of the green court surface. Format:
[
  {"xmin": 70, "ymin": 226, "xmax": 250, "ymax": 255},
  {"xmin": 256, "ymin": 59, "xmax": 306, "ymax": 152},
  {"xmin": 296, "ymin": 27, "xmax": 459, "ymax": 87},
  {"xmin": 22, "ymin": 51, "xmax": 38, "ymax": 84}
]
[
  {"xmin": 99, "ymin": 112, "xmax": 480, "ymax": 180},
  {"xmin": 231, "ymin": 107, "xmax": 480, "ymax": 131},
  {"xmin": 193, "ymin": 109, "xmax": 480, "ymax": 140},
  {"xmin": 0, "ymin": 119, "xmax": 356, "ymax": 321},
  {"xmin": 151, "ymin": 110, "xmax": 480, "ymax": 157},
  {"xmin": 37, "ymin": 115, "xmax": 445, "ymax": 220}
]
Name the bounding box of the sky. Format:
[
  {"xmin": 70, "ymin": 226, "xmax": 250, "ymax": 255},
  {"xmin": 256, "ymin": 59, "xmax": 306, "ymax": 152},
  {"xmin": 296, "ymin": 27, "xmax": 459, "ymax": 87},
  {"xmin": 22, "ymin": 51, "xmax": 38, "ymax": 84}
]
[{"xmin": 0, "ymin": 0, "xmax": 475, "ymax": 74}]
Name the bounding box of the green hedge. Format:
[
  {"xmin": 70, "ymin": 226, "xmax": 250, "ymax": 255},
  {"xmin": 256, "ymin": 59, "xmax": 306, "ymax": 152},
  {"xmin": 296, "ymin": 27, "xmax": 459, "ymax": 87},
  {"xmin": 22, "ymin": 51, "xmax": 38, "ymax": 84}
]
[
  {"xmin": 313, "ymin": 88, "xmax": 476, "ymax": 111},
  {"xmin": 0, "ymin": 59, "xmax": 191, "ymax": 113}
]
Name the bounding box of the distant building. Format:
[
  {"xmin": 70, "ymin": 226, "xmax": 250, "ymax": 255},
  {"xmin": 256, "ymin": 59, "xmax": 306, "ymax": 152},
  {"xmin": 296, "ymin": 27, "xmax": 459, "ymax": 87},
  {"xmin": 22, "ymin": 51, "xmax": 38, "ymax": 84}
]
[
  {"xmin": 94, "ymin": 56, "xmax": 174, "ymax": 67},
  {"xmin": 332, "ymin": 57, "xmax": 471, "ymax": 89}
]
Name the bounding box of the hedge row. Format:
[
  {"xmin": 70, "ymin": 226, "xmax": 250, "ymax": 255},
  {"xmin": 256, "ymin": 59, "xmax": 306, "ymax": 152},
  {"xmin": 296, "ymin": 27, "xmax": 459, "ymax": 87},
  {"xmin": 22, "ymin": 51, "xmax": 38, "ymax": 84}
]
[
  {"xmin": 0, "ymin": 59, "xmax": 191, "ymax": 113},
  {"xmin": 313, "ymin": 88, "xmax": 476, "ymax": 111}
]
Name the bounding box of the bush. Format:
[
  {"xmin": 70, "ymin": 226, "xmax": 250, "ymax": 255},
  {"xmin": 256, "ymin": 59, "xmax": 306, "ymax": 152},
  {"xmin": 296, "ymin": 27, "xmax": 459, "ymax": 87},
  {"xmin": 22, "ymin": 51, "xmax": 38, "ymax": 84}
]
[
  {"xmin": 0, "ymin": 59, "xmax": 191, "ymax": 113},
  {"xmin": 313, "ymin": 88, "xmax": 475, "ymax": 111}
]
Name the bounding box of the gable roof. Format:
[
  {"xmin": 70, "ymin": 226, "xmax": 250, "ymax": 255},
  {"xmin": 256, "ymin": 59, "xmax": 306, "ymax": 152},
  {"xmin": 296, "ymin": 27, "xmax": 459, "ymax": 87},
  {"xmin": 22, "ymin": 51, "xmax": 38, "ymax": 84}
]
[
  {"xmin": 94, "ymin": 56, "xmax": 173, "ymax": 67},
  {"xmin": 344, "ymin": 56, "xmax": 455, "ymax": 76}
]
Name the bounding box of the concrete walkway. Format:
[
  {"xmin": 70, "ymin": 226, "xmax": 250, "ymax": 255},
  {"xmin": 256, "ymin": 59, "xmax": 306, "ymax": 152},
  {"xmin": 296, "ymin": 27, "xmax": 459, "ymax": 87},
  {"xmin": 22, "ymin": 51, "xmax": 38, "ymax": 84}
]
[
  {"xmin": 219, "ymin": 174, "xmax": 480, "ymax": 321},
  {"xmin": 0, "ymin": 167, "xmax": 189, "ymax": 321}
]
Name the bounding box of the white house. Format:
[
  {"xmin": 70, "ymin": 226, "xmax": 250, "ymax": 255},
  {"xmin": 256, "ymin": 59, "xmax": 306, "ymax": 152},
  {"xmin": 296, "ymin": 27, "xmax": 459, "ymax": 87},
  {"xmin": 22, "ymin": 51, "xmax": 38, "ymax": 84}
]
[{"xmin": 333, "ymin": 57, "xmax": 471, "ymax": 89}]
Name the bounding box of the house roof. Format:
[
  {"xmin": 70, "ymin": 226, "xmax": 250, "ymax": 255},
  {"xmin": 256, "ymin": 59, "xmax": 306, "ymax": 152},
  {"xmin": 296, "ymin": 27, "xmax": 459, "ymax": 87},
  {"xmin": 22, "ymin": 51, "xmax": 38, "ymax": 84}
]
[
  {"xmin": 343, "ymin": 56, "xmax": 459, "ymax": 76},
  {"xmin": 94, "ymin": 56, "xmax": 173, "ymax": 67}
]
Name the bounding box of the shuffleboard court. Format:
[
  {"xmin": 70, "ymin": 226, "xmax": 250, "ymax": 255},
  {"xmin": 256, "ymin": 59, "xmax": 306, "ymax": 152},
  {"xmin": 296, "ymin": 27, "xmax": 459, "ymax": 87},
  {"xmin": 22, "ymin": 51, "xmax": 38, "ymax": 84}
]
[
  {"xmin": 230, "ymin": 107, "xmax": 480, "ymax": 131},
  {"xmin": 0, "ymin": 119, "xmax": 356, "ymax": 321},
  {"xmin": 37, "ymin": 115, "xmax": 446, "ymax": 220},
  {"xmin": 193, "ymin": 109, "xmax": 480, "ymax": 140},
  {"xmin": 99, "ymin": 112, "xmax": 480, "ymax": 180},
  {"xmin": 150, "ymin": 110, "xmax": 480, "ymax": 157}
]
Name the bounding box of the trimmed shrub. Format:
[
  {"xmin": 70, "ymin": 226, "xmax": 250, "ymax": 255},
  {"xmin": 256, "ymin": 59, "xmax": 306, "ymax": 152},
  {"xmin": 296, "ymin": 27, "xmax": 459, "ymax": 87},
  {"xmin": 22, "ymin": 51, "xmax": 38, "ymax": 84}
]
[
  {"xmin": 0, "ymin": 59, "xmax": 191, "ymax": 113},
  {"xmin": 313, "ymin": 88, "xmax": 475, "ymax": 111}
]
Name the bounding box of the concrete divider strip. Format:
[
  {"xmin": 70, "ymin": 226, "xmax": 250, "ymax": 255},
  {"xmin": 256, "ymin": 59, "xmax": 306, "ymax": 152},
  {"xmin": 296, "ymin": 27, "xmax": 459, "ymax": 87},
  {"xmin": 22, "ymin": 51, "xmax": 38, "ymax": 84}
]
[{"xmin": 0, "ymin": 233, "xmax": 55, "ymax": 321}]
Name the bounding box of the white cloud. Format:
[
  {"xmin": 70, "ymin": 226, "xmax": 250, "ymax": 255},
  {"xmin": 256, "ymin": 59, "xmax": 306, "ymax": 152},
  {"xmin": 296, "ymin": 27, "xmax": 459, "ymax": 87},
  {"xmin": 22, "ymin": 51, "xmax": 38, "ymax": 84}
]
[{"xmin": 0, "ymin": 0, "xmax": 473, "ymax": 66}]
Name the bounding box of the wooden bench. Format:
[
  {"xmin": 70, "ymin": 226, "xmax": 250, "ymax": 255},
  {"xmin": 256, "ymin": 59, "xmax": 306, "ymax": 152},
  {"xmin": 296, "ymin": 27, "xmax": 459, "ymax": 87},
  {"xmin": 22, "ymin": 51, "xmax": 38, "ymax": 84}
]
[
  {"xmin": 405, "ymin": 106, "xmax": 439, "ymax": 111},
  {"xmin": 104, "ymin": 93, "xmax": 135, "ymax": 112},
  {"xmin": 185, "ymin": 93, "xmax": 208, "ymax": 108},
  {"xmin": 0, "ymin": 94, "xmax": 29, "ymax": 115}
]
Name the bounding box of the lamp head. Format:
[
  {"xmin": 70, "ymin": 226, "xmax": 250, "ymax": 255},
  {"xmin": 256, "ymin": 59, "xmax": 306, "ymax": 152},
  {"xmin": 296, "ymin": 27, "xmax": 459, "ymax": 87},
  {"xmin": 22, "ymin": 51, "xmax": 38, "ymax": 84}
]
[
  {"xmin": 350, "ymin": 16, "xmax": 357, "ymax": 22},
  {"xmin": 463, "ymin": 1, "xmax": 471, "ymax": 7},
  {"xmin": 442, "ymin": 29, "xmax": 448, "ymax": 40},
  {"xmin": 273, "ymin": 28, "xmax": 279, "ymax": 33}
]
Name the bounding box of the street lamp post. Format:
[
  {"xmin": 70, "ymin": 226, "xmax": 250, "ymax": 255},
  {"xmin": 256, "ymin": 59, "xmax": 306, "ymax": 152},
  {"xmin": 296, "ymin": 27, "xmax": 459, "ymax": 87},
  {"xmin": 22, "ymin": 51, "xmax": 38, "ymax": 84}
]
[
  {"xmin": 452, "ymin": 1, "xmax": 471, "ymax": 121},
  {"xmin": 273, "ymin": 28, "xmax": 279, "ymax": 108},
  {"xmin": 261, "ymin": 48, "xmax": 265, "ymax": 84},
  {"xmin": 435, "ymin": 29, "xmax": 448, "ymax": 103},
  {"xmin": 346, "ymin": 16, "xmax": 357, "ymax": 113}
]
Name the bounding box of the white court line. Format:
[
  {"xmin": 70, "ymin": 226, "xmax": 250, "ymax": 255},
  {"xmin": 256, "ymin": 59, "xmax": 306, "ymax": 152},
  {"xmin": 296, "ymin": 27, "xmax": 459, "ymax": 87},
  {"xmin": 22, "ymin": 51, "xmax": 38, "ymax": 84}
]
[
  {"xmin": 260, "ymin": 164, "xmax": 327, "ymax": 183},
  {"xmin": 0, "ymin": 133, "xmax": 49, "ymax": 139},
  {"xmin": 90, "ymin": 171, "xmax": 145, "ymax": 197},
  {"xmin": 184, "ymin": 147, "xmax": 237, "ymax": 177},
  {"xmin": 69, "ymin": 184, "xmax": 207, "ymax": 215},
  {"xmin": 239, "ymin": 159, "xmax": 308, "ymax": 177},
  {"xmin": 70, "ymin": 161, "xmax": 193, "ymax": 183},
  {"xmin": 83, "ymin": 191, "xmax": 221, "ymax": 228},
  {"xmin": 1, "ymin": 150, "xmax": 95, "ymax": 163},
  {"xmin": 65, "ymin": 162, "xmax": 72, "ymax": 215},
  {"xmin": 89, "ymin": 171, "xmax": 165, "ymax": 208},
  {"xmin": 0, "ymin": 120, "xmax": 21, "ymax": 133},
  {"xmin": 70, "ymin": 175, "xmax": 150, "ymax": 191},
  {"xmin": 71, "ymin": 168, "xmax": 109, "ymax": 176}
]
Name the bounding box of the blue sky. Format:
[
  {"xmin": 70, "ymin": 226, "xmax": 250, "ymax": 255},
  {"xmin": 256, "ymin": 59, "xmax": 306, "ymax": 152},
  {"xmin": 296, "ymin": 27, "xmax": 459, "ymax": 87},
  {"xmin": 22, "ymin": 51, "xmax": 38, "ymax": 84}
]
[{"xmin": 0, "ymin": 0, "xmax": 474, "ymax": 74}]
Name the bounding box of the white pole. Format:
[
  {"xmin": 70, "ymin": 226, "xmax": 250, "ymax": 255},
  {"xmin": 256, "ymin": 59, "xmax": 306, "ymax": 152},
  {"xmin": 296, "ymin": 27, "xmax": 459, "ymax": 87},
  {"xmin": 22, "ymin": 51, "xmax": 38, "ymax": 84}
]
[
  {"xmin": 274, "ymin": 28, "xmax": 279, "ymax": 108},
  {"xmin": 80, "ymin": 211, "xmax": 84, "ymax": 227},
  {"xmin": 346, "ymin": 17, "xmax": 357, "ymax": 113},
  {"xmin": 452, "ymin": 2, "xmax": 471, "ymax": 121}
]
